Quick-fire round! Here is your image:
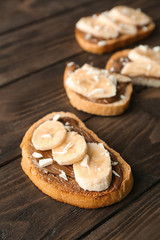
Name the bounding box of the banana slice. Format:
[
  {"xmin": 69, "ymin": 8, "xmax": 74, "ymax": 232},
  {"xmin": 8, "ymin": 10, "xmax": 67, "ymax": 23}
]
[
  {"xmin": 108, "ymin": 6, "xmax": 151, "ymax": 26},
  {"xmin": 32, "ymin": 120, "xmax": 66, "ymax": 151},
  {"xmin": 100, "ymin": 11, "xmax": 137, "ymax": 35},
  {"xmin": 76, "ymin": 16, "xmax": 119, "ymax": 39},
  {"xmin": 117, "ymin": 22, "xmax": 137, "ymax": 35},
  {"xmin": 129, "ymin": 45, "xmax": 160, "ymax": 64},
  {"xmin": 52, "ymin": 132, "xmax": 87, "ymax": 165},
  {"xmin": 73, "ymin": 143, "xmax": 112, "ymax": 191},
  {"xmin": 121, "ymin": 61, "xmax": 160, "ymax": 78},
  {"xmin": 66, "ymin": 64, "xmax": 117, "ymax": 98}
]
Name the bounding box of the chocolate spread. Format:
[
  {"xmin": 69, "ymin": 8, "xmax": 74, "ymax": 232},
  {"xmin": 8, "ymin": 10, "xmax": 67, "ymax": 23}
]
[
  {"xmin": 29, "ymin": 117, "xmax": 122, "ymax": 197},
  {"xmin": 110, "ymin": 56, "xmax": 130, "ymax": 73}
]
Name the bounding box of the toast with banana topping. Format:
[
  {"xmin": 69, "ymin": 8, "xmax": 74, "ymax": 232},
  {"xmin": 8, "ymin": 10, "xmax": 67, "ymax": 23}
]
[
  {"xmin": 106, "ymin": 45, "xmax": 160, "ymax": 88},
  {"xmin": 75, "ymin": 6, "xmax": 155, "ymax": 54},
  {"xmin": 21, "ymin": 112, "xmax": 133, "ymax": 209},
  {"xmin": 64, "ymin": 63, "xmax": 133, "ymax": 116}
]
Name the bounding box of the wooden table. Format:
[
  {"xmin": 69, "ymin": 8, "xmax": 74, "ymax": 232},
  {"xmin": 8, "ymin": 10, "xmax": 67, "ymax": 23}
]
[{"xmin": 0, "ymin": 0, "xmax": 160, "ymax": 239}]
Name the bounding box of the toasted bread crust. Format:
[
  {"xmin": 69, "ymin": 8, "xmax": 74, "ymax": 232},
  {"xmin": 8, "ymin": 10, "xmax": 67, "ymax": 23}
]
[
  {"xmin": 106, "ymin": 49, "xmax": 160, "ymax": 88},
  {"xmin": 75, "ymin": 21, "xmax": 155, "ymax": 54},
  {"xmin": 63, "ymin": 65, "xmax": 133, "ymax": 116},
  {"xmin": 21, "ymin": 112, "xmax": 133, "ymax": 209}
]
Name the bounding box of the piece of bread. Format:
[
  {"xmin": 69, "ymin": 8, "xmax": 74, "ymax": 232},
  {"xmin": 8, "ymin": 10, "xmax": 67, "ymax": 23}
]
[
  {"xmin": 64, "ymin": 63, "xmax": 133, "ymax": 116},
  {"xmin": 21, "ymin": 112, "xmax": 133, "ymax": 209},
  {"xmin": 75, "ymin": 22, "xmax": 155, "ymax": 54},
  {"xmin": 75, "ymin": 5, "xmax": 155, "ymax": 55},
  {"xmin": 105, "ymin": 49, "xmax": 160, "ymax": 88}
]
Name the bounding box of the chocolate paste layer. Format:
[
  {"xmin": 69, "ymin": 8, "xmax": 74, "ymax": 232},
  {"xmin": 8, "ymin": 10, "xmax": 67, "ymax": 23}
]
[
  {"xmin": 110, "ymin": 56, "xmax": 130, "ymax": 73},
  {"xmin": 29, "ymin": 117, "xmax": 122, "ymax": 196}
]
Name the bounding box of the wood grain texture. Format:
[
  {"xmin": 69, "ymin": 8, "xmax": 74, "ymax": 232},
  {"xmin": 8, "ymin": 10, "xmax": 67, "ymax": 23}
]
[
  {"xmin": 0, "ymin": 0, "xmax": 97, "ymax": 34},
  {"xmin": 0, "ymin": 159, "xmax": 159, "ymax": 240},
  {"xmin": 0, "ymin": 0, "xmax": 159, "ymax": 87},
  {"xmin": 0, "ymin": 0, "xmax": 160, "ymax": 239},
  {"xmin": 84, "ymin": 183, "xmax": 160, "ymax": 240}
]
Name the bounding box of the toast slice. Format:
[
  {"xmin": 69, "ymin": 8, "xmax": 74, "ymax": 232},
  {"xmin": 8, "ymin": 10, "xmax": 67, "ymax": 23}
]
[
  {"xmin": 21, "ymin": 112, "xmax": 133, "ymax": 209},
  {"xmin": 64, "ymin": 63, "xmax": 133, "ymax": 116},
  {"xmin": 105, "ymin": 46, "xmax": 160, "ymax": 88},
  {"xmin": 75, "ymin": 6, "xmax": 155, "ymax": 54}
]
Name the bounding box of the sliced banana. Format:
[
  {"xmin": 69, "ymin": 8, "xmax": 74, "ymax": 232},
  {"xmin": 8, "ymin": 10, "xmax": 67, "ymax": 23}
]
[
  {"xmin": 117, "ymin": 22, "xmax": 137, "ymax": 35},
  {"xmin": 66, "ymin": 64, "xmax": 117, "ymax": 98},
  {"xmin": 129, "ymin": 45, "xmax": 160, "ymax": 64},
  {"xmin": 32, "ymin": 120, "xmax": 67, "ymax": 151},
  {"xmin": 100, "ymin": 11, "xmax": 137, "ymax": 35},
  {"xmin": 73, "ymin": 143, "xmax": 112, "ymax": 191},
  {"xmin": 121, "ymin": 61, "xmax": 160, "ymax": 78},
  {"xmin": 76, "ymin": 16, "xmax": 119, "ymax": 39},
  {"xmin": 52, "ymin": 132, "xmax": 87, "ymax": 165},
  {"xmin": 108, "ymin": 6, "xmax": 151, "ymax": 26}
]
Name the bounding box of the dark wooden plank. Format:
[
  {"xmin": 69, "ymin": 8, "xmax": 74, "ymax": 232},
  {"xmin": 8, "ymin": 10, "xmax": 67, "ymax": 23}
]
[
  {"xmin": 0, "ymin": 158, "xmax": 159, "ymax": 240},
  {"xmin": 0, "ymin": 52, "xmax": 108, "ymax": 165},
  {"xmin": 0, "ymin": 0, "xmax": 114, "ymax": 87},
  {"xmin": 84, "ymin": 183, "xmax": 160, "ymax": 240},
  {"xmin": 0, "ymin": 0, "xmax": 96, "ymax": 34},
  {"xmin": 0, "ymin": 0, "xmax": 159, "ymax": 87}
]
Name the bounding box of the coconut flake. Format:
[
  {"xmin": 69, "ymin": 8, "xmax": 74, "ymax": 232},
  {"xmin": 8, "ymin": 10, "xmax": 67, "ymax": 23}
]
[
  {"xmin": 32, "ymin": 152, "xmax": 43, "ymax": 158},
  {"xmin": 67, "ymin": 62, "xmax": 75, "ymax": 67},
  {"xmin": 41, "ymin": 134, "xmax": 51, "ymax": 138},
  {"xmin": 55, "ymin": 142, "xmax": 73, "ymax": 154},
  {"xmin": 112, "ymin": 170, "xmax": 120, "ymax": 177},
  {"xmin": 120, "ymin": 95, "xmax": 125, "ymax": 100},
  {"xmin": 153, "ymin": 46, "xmax": 160, "ymax": 52},
  {"xmin": 59, "ymin": 170, "xmax": 68, "ymax": 181},
  {"xmin": 111, "ymin": 161, "xmax": 118, "ymax": 166},
  {"xmin": 65, "ymin": 121, "xmax": 70, "ymax": 126},
  {"xmin": 142, "ymin": 26, "xmax": 148, "ymax": 31},
  {"xmin": 139, "ymin": 45, "xmax": 148, "ymax": 52},
  {"xmin": 85, "ymin": 33, "xmax": 92, "ymax": 40},
  {"xmin": 53, "ymin": 114, "xmax": 61, "ymax": 121},
  {"xmin": 110, "ymin": 67, "xmax": 115, "ymax": 72},
  {"xmin": 39, "ymin": 158, "xmax": 53, "ymax": 168},
  {"xmin": 80, "ymin": 154, "xmax": 89, "ymax": 168},
  {"xmin": 97, "ymin": 40, "xmax": 107, "ymax": 46},
  {"xmin": 92, "ymin": 14, "xmax": 97, "ymax": 19}
]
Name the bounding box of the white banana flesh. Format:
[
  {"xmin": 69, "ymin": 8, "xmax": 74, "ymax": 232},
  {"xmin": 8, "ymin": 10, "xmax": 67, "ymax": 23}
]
[
  {"xmin": 108, "ymin": 6, "xmax": 151, "ymax": 26},
  {"xmin": 121, "ymin": 61, "xmax": 160, "ymax": 78},
  {"xmin": 52, "ymin": 132, "xmax": 87, "ymax": 165},
  {"xmin": 129, "ymin": 45, "xmax": 160, "ymax": 64},
  {"xmin": 76, "ymin": 16, "xmax": 119, "ymax": 39},
  {"xmin": 122, "ymin": 45, "xmax": 160, "ymax": 77},
  {"xmin": 66, "ymin": 64, "xmax": 117, "ymax": 98},
  {"xmin": 73, "ymin": 143, "xmax": 112, "ymax": 191},
  {"xmin": 100, "ymin": 11, "xmax": 137, "ymax": 35},
  {"xmin": 32, "ymin": 120, "xmax": 66, "ymax": 151}
]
